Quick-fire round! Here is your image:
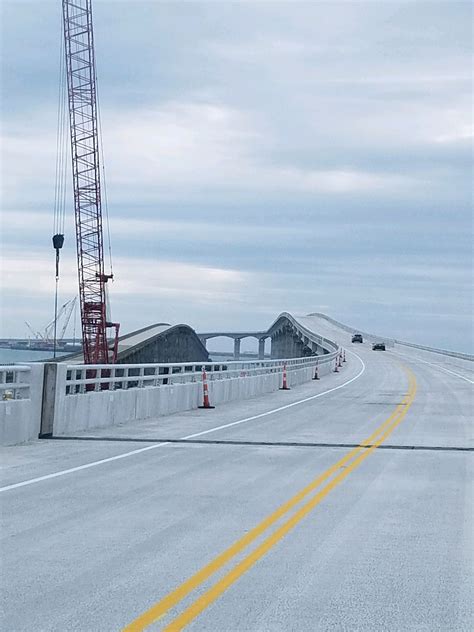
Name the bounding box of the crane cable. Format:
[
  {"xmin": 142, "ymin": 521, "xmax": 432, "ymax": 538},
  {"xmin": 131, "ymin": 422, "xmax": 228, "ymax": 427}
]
[
  {"xmin": 52, "ymin": 16, "xmax": 68, "ymax": 358},
  {"xmin": 96, "ymin": 75, "xmax": 114, "ymax": 279},
  {"xmin": 53, "ymin": 21, "xmax": 67, "ymax": 247}
]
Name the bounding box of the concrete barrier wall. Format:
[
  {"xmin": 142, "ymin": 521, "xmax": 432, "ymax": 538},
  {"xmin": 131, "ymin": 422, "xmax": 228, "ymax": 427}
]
[
  {"xmin": 0, "ymin": 365, "xmax": 44, "ymax": 446},
  {"xmin": 52, "ymin": 360, "xmax": 334, "ymax": 436},
  {"xmin": 55, "ymin": 381, "xmax": 202, "ymax": 435}
]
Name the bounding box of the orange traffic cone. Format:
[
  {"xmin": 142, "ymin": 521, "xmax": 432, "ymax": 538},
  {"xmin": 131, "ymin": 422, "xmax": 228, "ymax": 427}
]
[
  {"xmin": 279, "ymin": 363, "xmax": 291, "ymax": 390},
  {"xmin": 198, "ymin": 368, "xmax": 215, "ymax": 409},
  {"xmin": 312, "ymin": 364, "xmax": 320, "ymax": 380}
]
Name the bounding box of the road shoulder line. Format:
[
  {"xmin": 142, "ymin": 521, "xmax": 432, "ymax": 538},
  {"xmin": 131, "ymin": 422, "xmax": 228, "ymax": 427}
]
[{"xmin": 392, "ymin": 350, "xmax": 473, "ymax": 384}]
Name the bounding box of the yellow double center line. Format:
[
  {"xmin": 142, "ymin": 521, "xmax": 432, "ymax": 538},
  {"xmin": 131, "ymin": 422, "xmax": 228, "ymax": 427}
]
[{"xmin": 124, "ymin": 367, "xmax": 417, "ymax": 632}]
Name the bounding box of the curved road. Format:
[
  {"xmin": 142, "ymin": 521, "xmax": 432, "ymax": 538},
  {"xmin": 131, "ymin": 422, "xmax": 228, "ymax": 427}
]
[{"xmin": 1, "ymin": 316, "xmax": 472, "ymax": 631}]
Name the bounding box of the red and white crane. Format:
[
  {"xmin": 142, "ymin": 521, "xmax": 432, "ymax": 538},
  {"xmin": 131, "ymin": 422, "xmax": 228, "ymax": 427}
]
[{"xmin": 57, "ymin": 0, "xmax": 119, "ymax": 364}]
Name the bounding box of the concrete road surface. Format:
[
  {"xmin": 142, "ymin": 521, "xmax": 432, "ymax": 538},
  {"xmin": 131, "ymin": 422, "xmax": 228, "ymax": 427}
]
[{"xmin": 1, "ymin": 316, "xmax": 472, "ymax": 631}]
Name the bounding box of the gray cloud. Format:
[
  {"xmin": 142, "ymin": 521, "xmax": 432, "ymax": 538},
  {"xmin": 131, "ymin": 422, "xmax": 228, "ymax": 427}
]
[{"xmin": 0, "ymin": 0, "xmax": 472, "ymax": 350}]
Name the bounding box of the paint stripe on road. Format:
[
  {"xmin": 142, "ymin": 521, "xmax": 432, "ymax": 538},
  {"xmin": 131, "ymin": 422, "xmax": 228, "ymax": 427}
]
[
  {"xmin": 392, "ymin": 351, "xmax": 473, "ymax": 384},
  {"xmin": 122, "ymin": 367, "xmax": 416, "ymax": 632},
  {"xmin": 164, "ymin": 372, "xmax": 417, "ymax": 632}
]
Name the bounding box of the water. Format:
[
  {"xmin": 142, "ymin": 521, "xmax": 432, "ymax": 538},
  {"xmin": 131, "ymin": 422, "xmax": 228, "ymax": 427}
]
[
  {"xmin": 0, "ymin": 349, "xmax": 262, "ymax": 365},
  {"xmin": 0, "ymin": 348, "xmax": 70, "ymax": 365}
]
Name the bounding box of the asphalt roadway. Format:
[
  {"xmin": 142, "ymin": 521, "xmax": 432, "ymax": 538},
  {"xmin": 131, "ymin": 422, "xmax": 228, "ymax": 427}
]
[{"xmin": 1, "ymin": 317, "xmax": 472, "ymax": 631}]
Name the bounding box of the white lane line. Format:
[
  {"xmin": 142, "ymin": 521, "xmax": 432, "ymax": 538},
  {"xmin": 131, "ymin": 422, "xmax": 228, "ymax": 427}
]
[
  {"xmin": 0, "ymin": 443, "xmax": 171, "ymax": 494},
  {"xmin": 0, "ymin": 353, "xmax": 365, "ymax": 494},
  {"xmin": 392, "ymin": 351, "xmax": 473, "ymax": 384},
  {"xmin": 184, "ymin": 351, "xmax": 365, "ymax": 440}
]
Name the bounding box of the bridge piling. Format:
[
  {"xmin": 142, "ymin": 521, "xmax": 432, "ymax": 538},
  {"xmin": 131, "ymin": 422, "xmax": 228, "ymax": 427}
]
[{"xmin": 233, "ymin": 338, "xmax": 241, "ymax": 361}]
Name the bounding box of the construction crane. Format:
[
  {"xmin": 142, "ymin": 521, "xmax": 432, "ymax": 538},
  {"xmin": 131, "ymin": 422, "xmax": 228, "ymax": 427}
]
[
  {"xmin": 24, "ymin": 297, "xmax": 78, "ymax": 345},
  {"xmin": 25, "ymin": 322, "xmax": 44, "ymax": 342},
  {"xmin": 58, "ymin": 296, "xmax": 77, "ymax": 341},
  {"xmin": 43, "ymin": 297, "xmax": 78, "ymax": 342},
  {"xmin": 61, "ymin": 0, "xmax": 119, "ymax": 364}
]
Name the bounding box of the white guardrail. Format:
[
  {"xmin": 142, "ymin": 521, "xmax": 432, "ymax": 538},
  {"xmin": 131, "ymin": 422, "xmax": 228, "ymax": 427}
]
[
  {"xmin": 0, "ymin": 365, "xmax": 32, "ymax": 400},
  {"xmin": 0, "ymin": 364, "xmax": 44, "ymax": 445},
  {"xmin": 64, "ymin": 353, "xmax": 339, "ymax": 395},
  {"xmin": 0, "ymin": 352, "xmax": 342, "ymax": 444},
  {"xmin": 276, "ymin": 311, "xmax": 340, "ymax": 353}
]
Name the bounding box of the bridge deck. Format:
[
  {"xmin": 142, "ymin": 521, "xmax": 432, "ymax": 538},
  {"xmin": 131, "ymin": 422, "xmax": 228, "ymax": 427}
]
[{"xmin": 1, "ymin": 318, "xmax": 472, "ymax": 631}]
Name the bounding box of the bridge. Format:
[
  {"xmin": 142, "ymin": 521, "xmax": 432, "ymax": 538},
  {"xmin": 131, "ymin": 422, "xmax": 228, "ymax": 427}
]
[
  {"xmin": 62, "ymin": 312, "xmax": 337, "ymax": 364},
  {"xmin": 0, "ymin": 312, "xmax": 472, "ymax": 631},
  {"xmin": 198, "ymin": 313, "xmax": 332, "ymax": 360},
  {"xmin": 198, "ymin": 331, "xmax": 269, "ymax": 360}
]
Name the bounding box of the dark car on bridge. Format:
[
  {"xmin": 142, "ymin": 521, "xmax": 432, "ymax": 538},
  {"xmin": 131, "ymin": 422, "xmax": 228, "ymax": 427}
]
[
  {"xmin": 372, "ymin": 342, "xmax": 386, "ymax": 351},
  {"xmin": 351, "ymin": 334, "xmax": 363, "ymax": 343}
]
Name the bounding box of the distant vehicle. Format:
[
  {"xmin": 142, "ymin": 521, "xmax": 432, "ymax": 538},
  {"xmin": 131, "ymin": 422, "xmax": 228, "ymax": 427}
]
[
  {"xmin": 372, "ymin": 342, "xmax": 386, "ymax": 351},
  {"xmin": 352, "ymin": 334, "xmax": 363, "ymax": 343}
]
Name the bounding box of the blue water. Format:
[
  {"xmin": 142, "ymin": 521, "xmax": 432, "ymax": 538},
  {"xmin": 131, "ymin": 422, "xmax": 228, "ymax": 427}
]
[{"xmin": 0, "ymin": 348, "xmax": 70, "ymax": 364}]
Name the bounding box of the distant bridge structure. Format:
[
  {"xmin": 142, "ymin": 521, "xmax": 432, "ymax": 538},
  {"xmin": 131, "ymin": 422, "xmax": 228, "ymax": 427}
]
[
  {"xmin": 61, "ymin": 313, "xmax": 338, "ymax": 364},
  {"xmin": 267, "ymin": 313, "xmax": 331, "ymax": 358},
  {"xmin": 198, "ymin": 332, "xmax": 269, "ymax": 360},
  {"xmin": 198, "ymin": 313, "xmax": 334, "ymax": 360}
]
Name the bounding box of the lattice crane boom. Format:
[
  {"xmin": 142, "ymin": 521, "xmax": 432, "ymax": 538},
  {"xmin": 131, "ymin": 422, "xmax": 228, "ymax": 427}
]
[{"xmin": 61, "ymin": 0, "xmax": 119, "ymax": 363}]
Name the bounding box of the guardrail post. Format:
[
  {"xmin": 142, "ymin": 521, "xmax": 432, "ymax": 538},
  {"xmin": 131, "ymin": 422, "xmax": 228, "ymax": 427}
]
[
  {"xmin": 39, "ymin": 363, "xmax": 68, "ymax": 438},
  {"xmin": 39, "ymin": 363, "xmax": 57, "ymax": 438}
]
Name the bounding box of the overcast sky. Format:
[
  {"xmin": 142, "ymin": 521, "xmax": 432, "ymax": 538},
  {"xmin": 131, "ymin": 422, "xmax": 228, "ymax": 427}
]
[{"xmin": 1, "ymin": 0, "xmax": 472, "ymax": 352}]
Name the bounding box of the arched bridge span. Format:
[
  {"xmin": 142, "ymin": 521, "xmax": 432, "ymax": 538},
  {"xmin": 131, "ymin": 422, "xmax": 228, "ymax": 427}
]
[{"xmin": 198, "ymin": 313, "xmax": 339, "ymax": 360}]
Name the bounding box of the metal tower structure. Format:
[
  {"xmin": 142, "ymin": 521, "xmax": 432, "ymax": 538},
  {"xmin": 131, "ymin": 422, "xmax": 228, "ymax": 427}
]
[{"xmin": 62, "ymin": 0, "xmax": 119, "ymax": 363}]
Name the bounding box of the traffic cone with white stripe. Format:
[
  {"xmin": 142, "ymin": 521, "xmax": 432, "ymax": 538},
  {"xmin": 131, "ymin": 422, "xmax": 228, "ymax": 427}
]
[
  {"xmin": 343, "ymin": 350, "xmax": 346, "ymax": 363},
  {"xmin": 198, "ymin": 368, "xmax": 215, "ymax": 409},
  {"xmin": 334, "ymin": 357, "xmax": 339, "ymax": 372},
  {"xmin": 338, "ymin": 352, "xmax": 343, "ymax": 368},
  {"xmin": 279, "ymin": 363, "xmax": 290, "ymax": 390},
  {"xmin": 312, "ymin": 364, "xmax": 320, "ymax": 380}
]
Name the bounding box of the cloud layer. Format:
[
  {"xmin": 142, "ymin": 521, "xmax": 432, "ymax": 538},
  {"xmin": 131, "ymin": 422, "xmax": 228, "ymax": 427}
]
[{"xmin": 1, "ymin": 1, "xmax": 472, "ymax": 351}]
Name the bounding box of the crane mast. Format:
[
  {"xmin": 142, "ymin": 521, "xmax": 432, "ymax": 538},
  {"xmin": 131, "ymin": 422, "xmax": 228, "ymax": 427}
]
[{"xmin": 62, "ymin": 0, "xmax": 119, "ymax": 364}]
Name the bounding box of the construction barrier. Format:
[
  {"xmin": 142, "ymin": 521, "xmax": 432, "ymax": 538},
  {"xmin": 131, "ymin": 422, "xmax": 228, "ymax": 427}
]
[
  {"xmin": 198, "ymin": 369, "xmax": 215, "ymax": 409},
  {"xmin": 279, "ymin": 364, "xmax": 290, "ymax": 390}
]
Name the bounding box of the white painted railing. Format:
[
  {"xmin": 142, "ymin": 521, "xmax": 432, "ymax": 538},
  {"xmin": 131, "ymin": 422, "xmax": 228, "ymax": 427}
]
[
  {"xmin": 64, "ymin": 353, "xmax": 339, "ymax": 394},
  {"xmin": 274, "ymin": 312, "xmax": 340, "ymax": 353},
  {"xmin": 0, "ymin": 352, "xmax": 342, "ymax": 444},
  {"xmin": 0, "ymin": 365, "xmax": 32, "ymax": 400},
  {"xmin": 0, "ymin": 364, "xmax": 45, "ymax": 445}
]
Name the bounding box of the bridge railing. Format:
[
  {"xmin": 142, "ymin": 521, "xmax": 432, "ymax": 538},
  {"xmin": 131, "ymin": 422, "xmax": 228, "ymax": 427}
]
[
  {"xmin": 64, "ymin": 353, "xmax": 339, "ymax": 394},
  {"xmin": 0, "ymin": 364, "xmax": 45, "ymax": 445},
  {"xmin": 268, "ymin": 312, "xmax": 340, "ymax": 353},
  {"xmin": 0, "ymin": 365, "xmax": 32, "ymax": 400}
]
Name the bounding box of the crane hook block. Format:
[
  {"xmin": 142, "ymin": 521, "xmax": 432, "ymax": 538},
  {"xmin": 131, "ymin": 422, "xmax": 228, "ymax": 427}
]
[{"xmin": 52, "ymin": 234, "xmax": 64, "ymax": 251}]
